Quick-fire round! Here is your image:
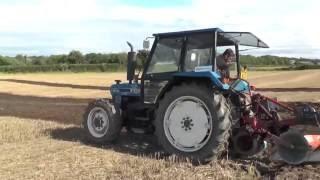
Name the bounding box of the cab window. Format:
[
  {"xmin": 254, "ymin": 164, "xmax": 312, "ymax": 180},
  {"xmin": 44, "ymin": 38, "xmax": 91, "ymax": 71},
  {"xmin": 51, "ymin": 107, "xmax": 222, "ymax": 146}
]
[
  {"xmin": 146, "ymin": 38, "xmax": 183, "ymax": 74},
  {"xmin": 184, "ymin": 33, "xmax": 214, "ymax": 72}
]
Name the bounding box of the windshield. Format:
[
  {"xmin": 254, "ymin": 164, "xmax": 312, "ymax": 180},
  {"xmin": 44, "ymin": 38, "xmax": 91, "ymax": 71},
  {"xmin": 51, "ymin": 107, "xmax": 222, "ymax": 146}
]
[{"xmin": 146, "ymin": 38, "xmax": 183, "ymax": 74}]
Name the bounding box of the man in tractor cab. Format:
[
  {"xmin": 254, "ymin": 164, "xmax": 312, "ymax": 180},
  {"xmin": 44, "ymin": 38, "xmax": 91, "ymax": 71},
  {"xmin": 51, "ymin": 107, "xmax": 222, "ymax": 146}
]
[{"xmin": 216, "ymin": 48, "xmax": 235, "ymax": 82}]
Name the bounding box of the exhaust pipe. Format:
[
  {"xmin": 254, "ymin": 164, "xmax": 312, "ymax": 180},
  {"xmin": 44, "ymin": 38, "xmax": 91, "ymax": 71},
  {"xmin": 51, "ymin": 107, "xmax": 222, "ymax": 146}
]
[
  {"xmin": 127, "ymin": 41, "xmax": 134, "ymax": 52},
  {"xmin": 126, "ymin": 42, "xmax": 136, "ymax": 83}
]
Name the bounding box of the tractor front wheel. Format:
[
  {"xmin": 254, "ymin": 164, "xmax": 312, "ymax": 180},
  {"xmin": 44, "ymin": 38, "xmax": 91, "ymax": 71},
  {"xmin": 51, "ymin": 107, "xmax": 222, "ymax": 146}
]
[
  {"xmin": 154, "ymin": 82, "xmax": 231, "ymax": 163},
  {"xmin": 83, "ymin": 99, "xmax": 122, "ymax": 144}
]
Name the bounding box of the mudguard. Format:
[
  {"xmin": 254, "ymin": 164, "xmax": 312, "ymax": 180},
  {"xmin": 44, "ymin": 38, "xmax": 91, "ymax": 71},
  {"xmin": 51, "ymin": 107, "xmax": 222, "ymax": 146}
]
[{"xmin": 173, "ymin": 71, "xmax": 230, "ymax": 90}]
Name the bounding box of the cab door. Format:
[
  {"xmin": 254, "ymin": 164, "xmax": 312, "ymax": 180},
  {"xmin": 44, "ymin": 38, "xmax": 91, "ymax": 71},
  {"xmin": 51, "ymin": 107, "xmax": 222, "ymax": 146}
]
[{"xmin": 142, "ymin": 37, "xmax": 184, "ymax": 104}]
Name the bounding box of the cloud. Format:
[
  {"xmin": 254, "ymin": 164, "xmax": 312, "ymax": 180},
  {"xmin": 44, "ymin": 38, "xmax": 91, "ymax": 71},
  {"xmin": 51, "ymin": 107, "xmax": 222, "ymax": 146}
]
[
  {"xmin": 0, "ymin": 0, "xmax": 101, "ymax": 31},
  {"xmin": 0, "ymin": 0, "xmax": 319, "ymax": 58}
]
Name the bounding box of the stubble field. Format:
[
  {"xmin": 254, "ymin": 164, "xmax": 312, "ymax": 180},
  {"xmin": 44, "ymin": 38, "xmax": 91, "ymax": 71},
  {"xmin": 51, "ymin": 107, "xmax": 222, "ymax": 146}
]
[{"xmin": 0, "ymin": 70, "xmax": 320, "ymax": 179}]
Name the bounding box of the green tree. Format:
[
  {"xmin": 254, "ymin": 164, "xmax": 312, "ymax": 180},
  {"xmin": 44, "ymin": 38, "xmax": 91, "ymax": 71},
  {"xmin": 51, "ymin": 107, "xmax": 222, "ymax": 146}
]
[
  {"xmin": 30, "ymin": 56, "xmax": 47, "ymax": 65},
  {"xmin": 15, "ymin": 54, "xmax": 27, "ymax": 64},
  {"xmin": 0, "ymin": 56, "xmax": 11, "ymax": 66},
  {"xmin": 47, "ymin": 55, "xmax": 67, "ymax": 64},
  {"xmin": 66, "ymin": 50, "xmax": 84, "ymax": 64},
  {"xmin": 136, "ymin": 50, "xmax": 148, "ymax": 68}
]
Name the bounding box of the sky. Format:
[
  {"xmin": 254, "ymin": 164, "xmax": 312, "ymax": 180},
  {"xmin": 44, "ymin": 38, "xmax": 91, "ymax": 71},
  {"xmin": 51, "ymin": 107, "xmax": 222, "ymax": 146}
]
[{"xmin": 0, "ymin": 0, "xmax": 319, "ymax": 58}]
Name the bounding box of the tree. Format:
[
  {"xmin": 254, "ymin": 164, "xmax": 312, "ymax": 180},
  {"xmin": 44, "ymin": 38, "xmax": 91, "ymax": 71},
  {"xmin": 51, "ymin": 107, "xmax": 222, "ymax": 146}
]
[
  {"xmin": 15, "ymin": 54, "xmax": 27, "ymax": 64},
  {"xmin": 47, "ymin": 55, "xmax": 67, "ymax": 64},
  {"xmin": 136, "ymin": 50, "xmax": 148, "ymax": 69},
  {"xmin": 0, "ymin": 56, "xmax": 11, "ymax": 66},
  {"xmin": 15, "ymin": 54, "xmax": 24, "ymax": 61},
  {"xmin": 66, "ymin": 50, "xmax": 84, "ymax": 64},
  {"xmin": 85, "ymin": 53, "xmax": 100, "ymax": 64},
  {"xmin": 118, "ymin": 52, "xmax": 127, "ymax": 66},
  {"xmin": 31, "ymin": 58, "xmax": 42, "ymax": 65}
]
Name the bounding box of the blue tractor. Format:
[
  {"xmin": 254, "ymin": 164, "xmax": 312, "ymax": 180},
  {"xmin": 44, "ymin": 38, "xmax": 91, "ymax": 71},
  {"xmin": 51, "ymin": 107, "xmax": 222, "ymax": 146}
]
[{"xmin": 83, "ymin": 28, "xmax": 269, "ymax": 163}]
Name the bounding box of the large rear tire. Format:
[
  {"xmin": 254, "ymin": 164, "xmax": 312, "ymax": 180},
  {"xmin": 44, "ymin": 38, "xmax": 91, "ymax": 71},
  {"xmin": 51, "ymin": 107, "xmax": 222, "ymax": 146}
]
[
  {"xmin": 154, "ymin": 82, "xmax": 231, "ymax": 163},
  {"xmin": 83, "ymin": 99, "xmax": 122, "ymax": 144}
]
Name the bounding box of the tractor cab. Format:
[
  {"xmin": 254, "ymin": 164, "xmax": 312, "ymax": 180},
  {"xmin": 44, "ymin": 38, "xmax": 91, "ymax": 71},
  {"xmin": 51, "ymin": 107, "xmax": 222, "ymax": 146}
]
[
  {"xmin": 141, "ymin": 28, "xmax": 268, "ymax": 103},
  {"xmin": 110, "ymin": 28, "xmax": 269, "ymax": 112}
]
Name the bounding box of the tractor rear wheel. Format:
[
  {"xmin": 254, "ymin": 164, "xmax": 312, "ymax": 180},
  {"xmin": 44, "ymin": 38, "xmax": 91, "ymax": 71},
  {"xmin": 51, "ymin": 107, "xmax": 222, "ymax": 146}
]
[
  {"xmin": 83, "ymin": 99, "xmax": 122, "ymax": 144},
  {"xmin": 154, "ymin": 82, "xmax": 231, "ymax": 163}
]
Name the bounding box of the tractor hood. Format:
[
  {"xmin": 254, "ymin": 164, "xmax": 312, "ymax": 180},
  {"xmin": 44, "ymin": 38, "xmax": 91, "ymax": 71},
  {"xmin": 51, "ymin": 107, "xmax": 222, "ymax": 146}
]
[{"xmin": 110, "ymin": 83, "xmax": 141, "ymax": 97}]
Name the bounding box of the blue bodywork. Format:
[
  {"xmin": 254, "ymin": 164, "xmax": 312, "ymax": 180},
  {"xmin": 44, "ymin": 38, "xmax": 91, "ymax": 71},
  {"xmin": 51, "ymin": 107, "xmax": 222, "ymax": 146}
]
[
  {"xmin": 110, "ymin": 82, "xmax": 141, "ymax": 106},
  {"xmin": 230, "ymin": 79, "xmax": 250, "ymax": 93},
  {"xmin": 109, "ymin": 71, "xmax": 250, "ymax": 106},
  {"xmin": 173, "ymin": 71, "xmax": 230, "ymax": 90}
]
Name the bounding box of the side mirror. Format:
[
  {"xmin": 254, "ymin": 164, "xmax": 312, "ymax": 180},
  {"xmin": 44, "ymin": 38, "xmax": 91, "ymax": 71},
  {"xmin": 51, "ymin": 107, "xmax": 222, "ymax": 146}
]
[{"xmin": 143, "ymin": 40, "xmax": 150, "ymax": 50}]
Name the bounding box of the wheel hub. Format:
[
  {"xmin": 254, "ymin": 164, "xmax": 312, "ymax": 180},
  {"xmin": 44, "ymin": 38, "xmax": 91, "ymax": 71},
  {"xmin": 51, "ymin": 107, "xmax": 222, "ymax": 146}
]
[
  {"xmin": 93, "ymin": 115, "xmax": 104, "ymax": 130},
  {"xmin": 181, "ymin": 117, "xmax": 194, "ymax": 131}
]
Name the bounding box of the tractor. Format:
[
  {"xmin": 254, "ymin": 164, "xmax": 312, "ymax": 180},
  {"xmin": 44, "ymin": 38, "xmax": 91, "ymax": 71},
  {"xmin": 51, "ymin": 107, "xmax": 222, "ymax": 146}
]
[{"xmin": 83, "ymin": 28, "xmax": 320, "ymax": 164}]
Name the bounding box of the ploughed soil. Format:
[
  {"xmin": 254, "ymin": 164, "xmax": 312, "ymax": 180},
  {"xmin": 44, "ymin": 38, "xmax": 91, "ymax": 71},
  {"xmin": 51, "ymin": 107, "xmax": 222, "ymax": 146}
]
[
  {"xmin": 0, "ymin": 71, "xmax": 320, "ymax": 179},
  {"xmin": 0, "ymin": 92, "xmax": 319, "ymax": 179}
]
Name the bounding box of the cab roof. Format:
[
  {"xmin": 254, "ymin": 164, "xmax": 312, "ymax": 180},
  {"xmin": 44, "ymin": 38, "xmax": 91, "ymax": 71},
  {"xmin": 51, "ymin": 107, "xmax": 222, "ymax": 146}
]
[
  {"xmin": 153, "ymin": 28, "xmax": 269, "ymax": 48},
  {"xmin": 153, "ymin": 28, "xmax": 223, "ymax": 37}
]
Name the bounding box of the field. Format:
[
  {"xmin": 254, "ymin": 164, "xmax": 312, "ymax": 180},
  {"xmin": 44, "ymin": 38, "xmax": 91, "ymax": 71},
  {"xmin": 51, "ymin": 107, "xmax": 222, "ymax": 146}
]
[{"xmin": 0, "ymin": 70, "xmax": 320, "ymax": 179}]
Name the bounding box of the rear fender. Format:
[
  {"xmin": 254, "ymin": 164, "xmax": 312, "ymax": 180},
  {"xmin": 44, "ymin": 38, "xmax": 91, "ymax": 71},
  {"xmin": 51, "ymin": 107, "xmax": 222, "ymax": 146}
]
[
  {"xmin": 154, "ymin": 71, "xmax": 230, "ymax": 104},
  {"xmin": 173, "ymin": 71, "xmax": 230, "ymax": 90}
]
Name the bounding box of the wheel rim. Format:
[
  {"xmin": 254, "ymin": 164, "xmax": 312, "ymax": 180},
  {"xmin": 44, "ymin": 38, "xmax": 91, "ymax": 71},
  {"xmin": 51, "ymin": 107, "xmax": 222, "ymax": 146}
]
[
  {"xmin": 87, "ymin": 107, "xmax": 110, "ymax": 138},
  {"xmin": 164, "ymin": 96, "xmax": 213, "ymax": 152}
]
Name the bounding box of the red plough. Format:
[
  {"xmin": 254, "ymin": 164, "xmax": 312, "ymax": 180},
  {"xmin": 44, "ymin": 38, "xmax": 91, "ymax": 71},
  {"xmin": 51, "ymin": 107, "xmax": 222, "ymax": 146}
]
[{"xmin": 230, "ymin": 85, "xmax": 320, "ymax": 164}]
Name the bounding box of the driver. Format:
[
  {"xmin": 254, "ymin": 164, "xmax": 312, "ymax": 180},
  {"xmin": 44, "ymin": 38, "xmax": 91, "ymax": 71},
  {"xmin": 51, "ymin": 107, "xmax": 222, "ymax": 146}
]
[{"xmin": 216, "ymin": 48, "xmax": 235, "ymax": 78}]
